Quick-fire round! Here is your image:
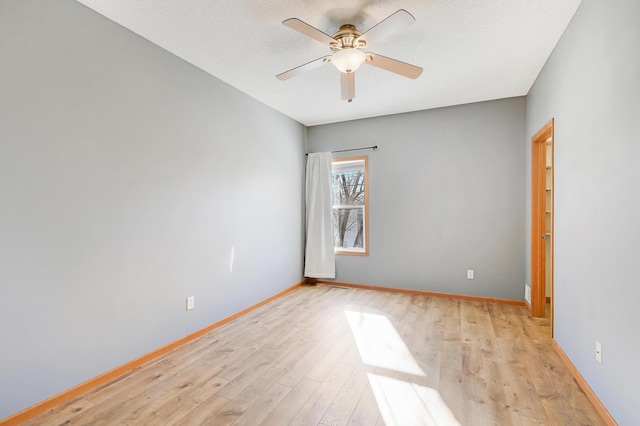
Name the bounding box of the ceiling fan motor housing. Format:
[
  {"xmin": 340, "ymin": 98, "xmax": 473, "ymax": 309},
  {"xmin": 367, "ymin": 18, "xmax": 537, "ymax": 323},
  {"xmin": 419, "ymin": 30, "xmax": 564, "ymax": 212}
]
[{"xmin": 330, "ymin": 24, "xmax": 365, "ymax": 50}]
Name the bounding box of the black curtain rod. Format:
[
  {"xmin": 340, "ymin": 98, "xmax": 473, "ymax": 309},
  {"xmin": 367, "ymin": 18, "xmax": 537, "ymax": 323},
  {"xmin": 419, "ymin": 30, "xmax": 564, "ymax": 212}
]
[{"xmin": 306, "ymin": 145, "xmax": 378, "ymax": 155}]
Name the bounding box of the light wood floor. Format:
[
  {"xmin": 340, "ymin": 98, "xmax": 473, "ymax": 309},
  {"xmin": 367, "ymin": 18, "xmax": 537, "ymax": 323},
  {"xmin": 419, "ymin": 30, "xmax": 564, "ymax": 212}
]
[{"xmin": 24, "ymin": 284, "xmax": 604, "ymax": 425}]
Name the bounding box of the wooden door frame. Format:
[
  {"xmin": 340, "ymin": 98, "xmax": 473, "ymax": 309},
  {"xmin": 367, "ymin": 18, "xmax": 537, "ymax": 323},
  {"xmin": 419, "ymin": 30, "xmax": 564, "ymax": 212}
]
[{"xmin": 530, "ymin": 118, "xmax": 554, "ymax": 326}]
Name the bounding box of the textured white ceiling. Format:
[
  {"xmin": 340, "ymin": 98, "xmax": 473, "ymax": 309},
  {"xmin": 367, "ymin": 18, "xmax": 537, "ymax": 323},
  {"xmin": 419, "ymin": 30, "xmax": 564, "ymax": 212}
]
[{"xmin": 75, "ymin": 0, "xmax": 581, "ymax": 126}]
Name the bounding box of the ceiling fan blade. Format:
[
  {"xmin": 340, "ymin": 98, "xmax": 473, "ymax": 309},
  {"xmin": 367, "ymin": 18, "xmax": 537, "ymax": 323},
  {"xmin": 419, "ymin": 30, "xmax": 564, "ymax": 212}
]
[
  {"xmin": 341, "ymin": 72, "xmax": 355, "ymax": 101},
  {"xmin": 356, "ymin": 9, "xmax": 415, "ymax": 47},
  {"xmin": 276, "ymin": 56, "xmax": 331, "ymax": 81},
  {"xmin": 366, "ymin": 53, "xmax": 423, "ymax": 79},
  {"xmin": 283, "ymin": 18, "xmax": 336, "ymax": 46}
]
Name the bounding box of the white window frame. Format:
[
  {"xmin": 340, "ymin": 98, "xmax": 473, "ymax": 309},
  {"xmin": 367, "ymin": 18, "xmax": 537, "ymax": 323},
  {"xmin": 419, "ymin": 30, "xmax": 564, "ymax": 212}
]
[{"xmin": 332, "ymin": 156, "xmax": 369, "ymax": 256}]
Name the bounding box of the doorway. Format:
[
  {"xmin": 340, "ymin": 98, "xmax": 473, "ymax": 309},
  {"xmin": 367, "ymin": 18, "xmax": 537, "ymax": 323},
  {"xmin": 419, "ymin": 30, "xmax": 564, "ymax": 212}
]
[{"xmin": 530, "ymin": 119, "xmax": 554, "ymax": 332}]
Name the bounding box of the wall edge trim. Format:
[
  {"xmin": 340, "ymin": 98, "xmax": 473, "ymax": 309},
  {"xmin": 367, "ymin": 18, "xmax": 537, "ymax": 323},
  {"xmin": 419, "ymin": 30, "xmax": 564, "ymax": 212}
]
[
  {"xmin": 551, "ymin": 339, "xmax": 617, "ymax": 426},
  {"xmin": 0, "ymin": 281, "xmax": 305, "ymax": 426},
  {"xmin": 308, "ymin": 279, "xmax": 526, "ymax": 306}
]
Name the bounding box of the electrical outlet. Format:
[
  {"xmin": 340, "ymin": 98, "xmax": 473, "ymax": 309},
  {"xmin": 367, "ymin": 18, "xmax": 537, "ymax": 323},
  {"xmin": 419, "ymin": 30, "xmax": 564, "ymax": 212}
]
[
  {"xmin": 186, "ymin": 296, "xmax": 195, "ymax": 311},
  {"xmin": 525, "ymin": 285, "xmax": 531, "ymax": 303},
  {"xmin": 595, "ymin": 341, "xmax": 602, "ymax": 363},
  {"xmin": 467, "ymin": 270, "xmax": 474, "ymax": 279}
]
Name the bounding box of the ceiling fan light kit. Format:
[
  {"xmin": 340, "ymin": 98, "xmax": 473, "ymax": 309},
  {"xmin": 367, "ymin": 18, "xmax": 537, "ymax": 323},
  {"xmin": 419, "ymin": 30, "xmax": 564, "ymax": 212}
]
[
  {"xmin": 331, "ymin": 48, "xmax": 367, "ymax": 73},
  {"xmin": 277, "ymin": 9, "xmax": 423, "ymax": 102}
]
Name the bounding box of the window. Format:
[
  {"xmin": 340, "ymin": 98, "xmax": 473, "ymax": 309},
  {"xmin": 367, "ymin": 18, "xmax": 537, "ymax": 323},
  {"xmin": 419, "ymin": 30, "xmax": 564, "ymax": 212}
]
[{"xmin": 332, "ymin": 156, "xmax": 368, "ymax": 255}]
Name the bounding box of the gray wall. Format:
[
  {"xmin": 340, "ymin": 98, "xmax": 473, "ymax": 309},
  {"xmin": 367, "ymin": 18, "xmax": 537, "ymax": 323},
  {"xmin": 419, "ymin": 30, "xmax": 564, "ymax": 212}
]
[
  {"xmin": 0, "ymin": 0, "xmax": 304, "ymax": 418},
  {"xmin": 526, "ymin": 0, "xmax": 639, "ymax": 423},
  {"xmin": 308, "ymin": 98, "xmax": 526, "ymax": 300}
]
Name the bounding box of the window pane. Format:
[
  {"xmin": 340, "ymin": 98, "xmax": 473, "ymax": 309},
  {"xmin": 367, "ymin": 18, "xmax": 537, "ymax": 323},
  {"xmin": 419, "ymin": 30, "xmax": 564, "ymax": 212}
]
[
  {"xmin": 331, "ymin": 156, "xmax": 368, "ymax": 255},
  {"xmin": 333, "ymin": 207, "xmax": 364, "ymax": 249},
  {"xmin": 332, "ymin": 163, "xmax": 365, "ymax": 207}
]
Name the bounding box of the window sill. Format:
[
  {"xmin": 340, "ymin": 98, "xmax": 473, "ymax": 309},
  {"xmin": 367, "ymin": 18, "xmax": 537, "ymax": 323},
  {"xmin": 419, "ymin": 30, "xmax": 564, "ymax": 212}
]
[{"xmin": 335, "ymin": 249, "xmax": 368, "ymax": 256}]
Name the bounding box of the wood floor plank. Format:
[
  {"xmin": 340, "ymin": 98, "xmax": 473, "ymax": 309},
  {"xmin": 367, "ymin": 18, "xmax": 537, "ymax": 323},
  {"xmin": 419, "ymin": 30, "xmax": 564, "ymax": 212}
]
[
  {"xmin": 216, "ymin": 353, "xmax": 285, "ymax": 401},
  {"xmin": 144, "ymin": 375, "xmax": 230, "ymax": 425},
  {"xmin": 63, "ymin": 385, "xmax": 167, "ymax": 425},
  {"xmin": 215, "ymin": 340, "xmax": 271, "ymax": 382},
  {"xmin": 291, "ymin": 361, "xmax": 355, "ymax": 425},
  {"xmin": 319, "ymin": 362, "xmax": 369, "ymax": 426},
  {"xmin": 277, "ymin": 326, "xmax": 348, "ymax": 387},
  {"xmin": 272, "ymin": 318, "xmax": 342, "ymax": 372},
  {"xmin": 460, "ymin": 300, "xmax": 480, "ymax": 345},
  {"xmin": 346, "ymin": 383, "xmax": 381, "ymax": 426},
  {"xmin": 167, "ymin": 394, "xmax": 230, "ymax": 425},
  {"xmin": 22, "ymin": 284, "xmax": 606, "ymax": 426},
  {"xmin": 120, "ymin": 386, "xmax": 183, "ymax": 425},
  {"xmin": 82, "ymin": 357, "xmax": 177, "ymax": 405},
  {"xmin": 155, "ymin": 355, "xmax": 225, "ymax": 393},
  {"xmin": 424, "ymin": 297, "xmax": 447, "ymax": 349},
  {"xmin": 305, "ymin": 333, "xmax": 354, "ymax": 382},
  {"xmin": 442, "ymin": 340, "xmax": 463, "ymax": 371},
  {"xmin": 438, "ymin": 367, "xmax": 468, "ymax": 424},
  {"xmin": 24, "ymin": 397, "xmax": 95, "ymax": 425},
  {"xmin": 233, "ymin": 382, "xmax": 291, "ymax": 425},
  {"xmin": 462, "ymin": 342, "xmax": 484, "ymax": 377},
  {"xmin": 338, "ymin": 337, "xmax": 362, "ymax": 366},
  {"xmin": 519, "ymin": 415, "xmax": 547, "ymax": 425},
  {"xmin": 443, "ymin": 298, "xmax": 462, "ymax": 341},
  {"xmin": 261, "ymin": 378, "xmax": 320, "ymax": 425},
  {"xmin": 207, "ymin": 366, "xmax": 286, "ymax": 425},
  {"xmin": 494, "ymin": 338, "xmax": 550, "ymax": 422}
]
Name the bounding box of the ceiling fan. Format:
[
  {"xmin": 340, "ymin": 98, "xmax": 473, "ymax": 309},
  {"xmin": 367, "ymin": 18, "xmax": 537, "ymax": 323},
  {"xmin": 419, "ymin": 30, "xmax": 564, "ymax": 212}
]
[{"xmin": 276, "ymin": 9, "xmax": 423, "ymax": 102}]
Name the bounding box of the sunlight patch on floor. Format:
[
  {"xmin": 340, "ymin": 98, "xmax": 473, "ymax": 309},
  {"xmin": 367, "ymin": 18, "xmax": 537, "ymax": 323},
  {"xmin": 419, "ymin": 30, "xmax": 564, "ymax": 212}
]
[
  {"xmin": 345, "ymin": 310, "xmax": 424, "ymax": 376},
  {"xmin": 345, "ymin": 309, "xmax": 460, "ymax": 426},
  {"xmin": 368, "ymin": 373, "xmax": 460, "ymax": 426}
]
